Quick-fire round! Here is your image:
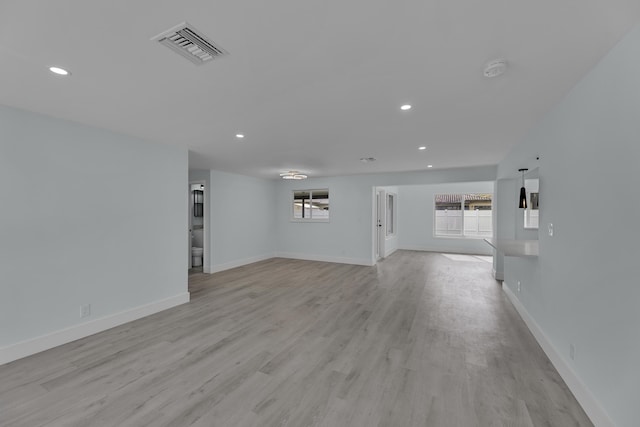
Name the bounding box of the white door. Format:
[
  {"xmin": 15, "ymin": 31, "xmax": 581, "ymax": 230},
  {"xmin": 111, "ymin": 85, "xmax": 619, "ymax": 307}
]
[{"xmin": 376, "ymin": 190, "xmax": 385, "ymax": 260}]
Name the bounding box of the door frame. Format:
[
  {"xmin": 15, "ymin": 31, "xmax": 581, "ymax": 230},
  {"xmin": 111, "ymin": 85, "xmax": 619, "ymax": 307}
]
[
  {"xmin": 189, "ymin": 180, "xmax": 207, "ymax": 272},
  {"xmin": 374, "ymin": 188, "xmax": 386, "ymax": 261}
]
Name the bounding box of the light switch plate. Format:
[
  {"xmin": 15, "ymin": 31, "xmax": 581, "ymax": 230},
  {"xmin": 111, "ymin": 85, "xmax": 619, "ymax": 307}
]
[{"xmin": 548, "ymin": 223, "xmax": 554, "ymax": 237}]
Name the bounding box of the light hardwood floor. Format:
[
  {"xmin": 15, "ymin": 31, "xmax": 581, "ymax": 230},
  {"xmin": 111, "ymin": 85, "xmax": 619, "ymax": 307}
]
[{"xmin": 0, "ymin": 251, "xmax": 592, "ymax": 426}]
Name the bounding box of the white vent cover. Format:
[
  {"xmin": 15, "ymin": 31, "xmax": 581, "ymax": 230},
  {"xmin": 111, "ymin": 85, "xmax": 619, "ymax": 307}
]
[{"xmin": 151, "ymin": 22, "xmax": 227, "ymax": 65}]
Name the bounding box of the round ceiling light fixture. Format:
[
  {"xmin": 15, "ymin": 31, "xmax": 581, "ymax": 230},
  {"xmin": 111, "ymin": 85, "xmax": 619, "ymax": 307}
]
[
  {"xmin": 49, "ymin": 66, "xmax": 70, "ymax": 76},
  {"xmin": 400, "ymin": 104, "xmax": 412, "ymax": 111},
  {"xmin": 418, "ymin": 146, "xmax": 427, "ymax": 150},
  {"xmin": 280, "ymin": 171, "xmax": 308, "ymax": 180},
  {"xmin": 483, "ymin": 59, "xmax": 507, "ymax": 78}
]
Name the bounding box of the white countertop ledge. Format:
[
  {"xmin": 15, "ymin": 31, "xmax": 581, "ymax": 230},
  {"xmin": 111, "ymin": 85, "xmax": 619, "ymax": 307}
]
[{"xmin": 484, "ymin": 238, "xmax": 539, "ymax": 258}]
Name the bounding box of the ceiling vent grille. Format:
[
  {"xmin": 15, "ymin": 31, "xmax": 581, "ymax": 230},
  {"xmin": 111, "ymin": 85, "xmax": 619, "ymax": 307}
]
[{"xmin": 151, "ymin": 22, "xmax": 227, "ymax": 65}]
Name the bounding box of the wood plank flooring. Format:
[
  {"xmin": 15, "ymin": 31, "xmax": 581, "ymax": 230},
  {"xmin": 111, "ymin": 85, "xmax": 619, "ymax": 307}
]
[{"xmin": 0, "ymin": 251, "xmax": 593, "ymax": 426}]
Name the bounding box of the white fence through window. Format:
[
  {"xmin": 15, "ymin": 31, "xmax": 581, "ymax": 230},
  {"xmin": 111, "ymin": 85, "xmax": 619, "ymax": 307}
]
[{"xmin": 435, "ymin": 209, "xmax": 493, "ymax": 237}]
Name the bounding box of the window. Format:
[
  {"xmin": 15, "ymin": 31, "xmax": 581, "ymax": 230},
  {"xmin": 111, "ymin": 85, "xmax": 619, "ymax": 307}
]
[
  {"xmin": 292, "ymin": 189, "xmax": 329, "ymax": 221},
  {"xmin": 434, "ymin": 193, "xmax": 492, "ymax": 238},
  {"xmin": 386, "ymin": 193, "xmax": 395, "ymax": 235}
]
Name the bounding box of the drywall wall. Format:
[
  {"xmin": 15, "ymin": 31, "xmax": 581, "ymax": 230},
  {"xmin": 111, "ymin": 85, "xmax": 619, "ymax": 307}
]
[
  {"xmin": 397, "ymin": 182, "xmax": 494, "ymax": 255},
  {"xmin": 496, "ymin": 24, "xmax": 640, "ymax": 427},
  {"xmin": 0, "ymin": 105, "xmax": 188, "ymax": 361},
  {"xmin": 208, "ymin": 170, "xmax": 277, "ymax": 272},
  {"xmin": 275, "ymin": 166, "xmax": 496, "ymax": 265}
]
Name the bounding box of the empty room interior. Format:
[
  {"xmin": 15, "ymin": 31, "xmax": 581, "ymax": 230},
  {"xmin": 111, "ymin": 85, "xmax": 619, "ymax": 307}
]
[{"xmin": 2, "ymin": 1, "xmax": 640, "ymax": 426}]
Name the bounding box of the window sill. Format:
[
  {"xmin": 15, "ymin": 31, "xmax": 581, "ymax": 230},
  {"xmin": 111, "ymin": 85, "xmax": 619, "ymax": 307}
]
[{"xmin": 290, "ymin": 219, "xmax": 330, "ymax": 223}]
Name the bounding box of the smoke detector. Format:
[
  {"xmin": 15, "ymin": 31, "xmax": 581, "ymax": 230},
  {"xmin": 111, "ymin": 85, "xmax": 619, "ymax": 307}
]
[
  {"xmin": 151, "ymin": 22, "xmax": 228, "ymax": 65},
  {"xmin": 484, "ymin": 59, "xmax": 507, "ymax": 78}
]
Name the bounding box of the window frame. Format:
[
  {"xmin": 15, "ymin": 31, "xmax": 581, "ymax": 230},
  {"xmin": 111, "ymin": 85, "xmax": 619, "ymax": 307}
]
[
  {"xmin": 433, "ymin": 193, "xmax": 493, "ymax": 239},
  {"xmin": 290, "ymin": 188, "xmax": 330, "ymax": 222}
]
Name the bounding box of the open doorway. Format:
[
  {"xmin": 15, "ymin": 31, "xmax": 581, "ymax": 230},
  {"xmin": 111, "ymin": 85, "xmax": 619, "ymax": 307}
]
[{"xmin": 189, "ymin": 182, "xmax": 206, "ymax": 274}]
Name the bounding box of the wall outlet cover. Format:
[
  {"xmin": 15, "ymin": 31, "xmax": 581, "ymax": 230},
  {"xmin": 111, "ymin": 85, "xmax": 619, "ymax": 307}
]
[{"xmin": 80, "ymin": 304, "xmax": 91, "ymax": 319}]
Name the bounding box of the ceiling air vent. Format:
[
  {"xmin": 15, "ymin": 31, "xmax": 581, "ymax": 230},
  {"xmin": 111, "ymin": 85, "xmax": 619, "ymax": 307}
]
[{"xmin": 151, "ymin": 22, "xmax": 227, "ymax": 65}]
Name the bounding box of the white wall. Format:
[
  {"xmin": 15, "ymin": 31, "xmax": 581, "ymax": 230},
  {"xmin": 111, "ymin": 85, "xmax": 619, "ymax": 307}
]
[
  {"xmin": 495, "ymin": 24, "xmax": 640, "ymax": 427},
  {"xmin": 397, "ymin": 182, "xmax": 494, "ymax": 255},
  {"xmin": 275, "ymin": 166, "xmax": 496, "ymax": 265},
  {"xmin": 0, "ymin": 106, "xmax": 188, "ymax": 363},
  {"xmin": 207, "ymin": 170, "xmax": 277, "ymax": 272}
]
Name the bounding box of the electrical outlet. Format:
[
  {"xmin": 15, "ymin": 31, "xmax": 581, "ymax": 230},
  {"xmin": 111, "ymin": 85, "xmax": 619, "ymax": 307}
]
[
  {"xmin": 548, "ymin": 223, "xmax": 554, "ymax": 237},
  {"xmin": 517, "ymin": 281, "xmax": 521, "ymax": 292},
  {"xmin": 80, "ymin": 304, "xmax": 91, "ymax": 319},
  {"xmin": 569, "ymin": 344, "xmax": 575, "ymax": 360}
]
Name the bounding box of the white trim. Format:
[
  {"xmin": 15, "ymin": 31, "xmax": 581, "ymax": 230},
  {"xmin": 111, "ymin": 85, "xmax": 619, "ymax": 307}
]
[
  {"xmin": 276, "ymin": 252, "xmax": 375, "ymax": 267},
  {"xmin": 210, "ymin": 253, "xmax": 276, "ymax": 273},
  {"xmin": 492, "ymin": 268, "xmax": 504, "ymax": 281},
  {"xmin": 0, "ymin": 292, "xmax": 190, "ymax": 366},
  {"xmin": 398, "ymin": 245, "xmax": 492, "ymax": 256},
  {"xmin": 502, "ymin": 283, "xmax": 614, "ymax": 427}
]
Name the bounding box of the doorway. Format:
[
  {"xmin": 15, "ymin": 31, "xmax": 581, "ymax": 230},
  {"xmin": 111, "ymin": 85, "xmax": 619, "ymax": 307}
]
[{"xmin": 189, "ymin": 182, "xmax": 206, "ymax": 273}]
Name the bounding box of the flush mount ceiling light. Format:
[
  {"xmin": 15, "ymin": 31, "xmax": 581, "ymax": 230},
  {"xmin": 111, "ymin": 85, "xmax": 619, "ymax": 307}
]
[
  {"xmin": 400, "ymin": 104, "xmax": 412, "ymax": 111},
  {"xmin": 280, "ymin": 171, "xmax": 308, "ymax": 180},
  {"xmin": 360, "ymin": 157, "xmax": 376, "ymax": 163},
  {"xmin": 49, "ymin": 66, "xmax": 70, "ymax": 76},
  {"xmin": 484, "ymin": 59, "xmax": 507, "ymax": 78},
  {"xmin": 235, "ymin": 134, "xmax": 245, "ymax": 139},
  {"xmin": 418, "ymin": 146, "xmax": 427, "ymax": 150}
]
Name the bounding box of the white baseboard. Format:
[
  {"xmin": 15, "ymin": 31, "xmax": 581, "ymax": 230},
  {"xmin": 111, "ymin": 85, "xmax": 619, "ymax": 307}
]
[
  {"xmin": 210, "ymin": 253, "xmax": 276, "ymax": 273},
  {"xmin": 384, "ymin": 247, "xmax": 398, "ymax": 258},
  {"xmin": 0, "ymin": 292, "xmax": 190, "ymax": 366},
  {"xmin": 399, "ymin": 245, "xmax": 492, "ymax": 256},
  {"xmin": 276, "ymin": 252, "xmax": 375, "ymax": 267},
  {"xmin": 493, "ymin": 268, "xmax": 504, "ymax": 281},
  {"xmin": 502, "ymin": 283, "xmax": 613, "ymax": 427}
]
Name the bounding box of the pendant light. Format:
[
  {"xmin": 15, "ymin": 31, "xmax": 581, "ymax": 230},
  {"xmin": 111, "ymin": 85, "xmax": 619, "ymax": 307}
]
[{"xmin": 518, "ymin": 168, "xmax": 528, "ymax": 209}]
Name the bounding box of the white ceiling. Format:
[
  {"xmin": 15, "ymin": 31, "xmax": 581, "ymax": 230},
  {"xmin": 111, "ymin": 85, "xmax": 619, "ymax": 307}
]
[{"xmin": 1, "ymin": 0, "xmax": 639, "ymax": 179}]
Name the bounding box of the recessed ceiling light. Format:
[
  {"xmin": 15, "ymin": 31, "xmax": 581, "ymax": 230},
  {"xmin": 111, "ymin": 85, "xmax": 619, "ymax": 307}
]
[
  {"xmin": 427, "ymin": 165, "xmax": 433, "ymax": 168},
  {"xmin": 235, "ymin": 134, "xmax": 245, "ymax": 139},
  {"xmin": 49, "ymin": 66, "xmax": 69, "ymax": 76},
  {"xmin": 418, "ymin": 146, "xmax": 427, "ymax": 150},
  {"xmin": 400, "ymin": 104, "xmax": 412, "ymax": 111}
]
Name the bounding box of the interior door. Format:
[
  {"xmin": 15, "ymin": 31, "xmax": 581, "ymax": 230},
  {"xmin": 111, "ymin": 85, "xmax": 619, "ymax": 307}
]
[{"xmin": 376, "ymin": 190, "xmax": 385, "ymax": 260}]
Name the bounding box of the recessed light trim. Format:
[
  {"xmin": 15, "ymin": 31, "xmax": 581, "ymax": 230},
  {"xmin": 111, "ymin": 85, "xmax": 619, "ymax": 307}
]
[
  {"xmin": 360, "ymin": 157, "xmax": 376, "ymax": 163},
  {"xmin": 418, "ymin": 146, "xmax": 427, "ymax": 150},
  {"xmin": 280, "ymin": 171, "xmax": 307, "ymax": 180},
  {"xmin": 484, "ymin": 59, "xmax": 507, "ymax": 78},
  {"xmin": 400, "ymin": 104, "xmax": 412, "ymax": 111},
  {"xmin": 49, "ymin": 66, "xmax": 69, "ymax": 76},
  {"xmin": 235, "ymin": 134, "xmax": 245, "ymax": 139},
  {"xmin": 427, "ymin": 165, "xmax": 433, "ymax": 168}
]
